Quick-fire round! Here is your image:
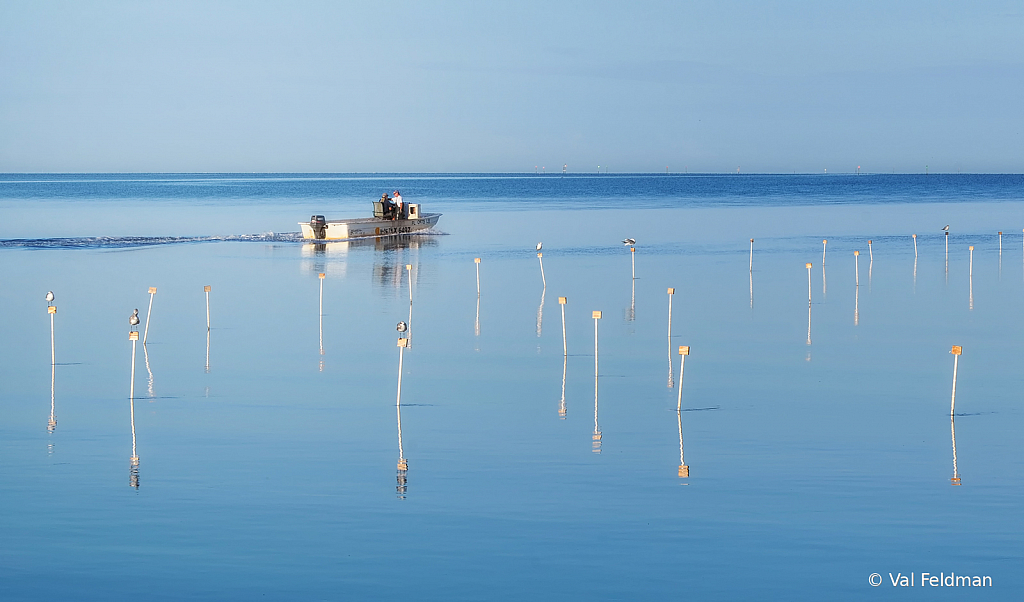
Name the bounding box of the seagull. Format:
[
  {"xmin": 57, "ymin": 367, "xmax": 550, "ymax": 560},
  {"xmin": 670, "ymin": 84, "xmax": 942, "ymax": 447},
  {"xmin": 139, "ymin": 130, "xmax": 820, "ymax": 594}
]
[
  {"xmin": 942, "ymin": 225, "xmax": 949, "ymax": 231},
  {"xmin": 623, "ymin": 238, "xmax": 636, "ymax": 246},
  {"xmin": 129, "ymin": 309, "xmax": 140, "ymax": 329},
  {"xmin": 536, "ymin": 242, "xmax": 542, "ymax": 251},
  {"xmin": 45, "ymin": 291, "xmax": 54, "ymax": 304}
]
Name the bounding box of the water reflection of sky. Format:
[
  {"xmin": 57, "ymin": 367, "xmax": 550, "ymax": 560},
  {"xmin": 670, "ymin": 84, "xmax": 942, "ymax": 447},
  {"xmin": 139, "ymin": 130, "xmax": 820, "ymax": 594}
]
[{"xmin": 2, "ymin": 175, "xmax": 1023, "ymax": 598}]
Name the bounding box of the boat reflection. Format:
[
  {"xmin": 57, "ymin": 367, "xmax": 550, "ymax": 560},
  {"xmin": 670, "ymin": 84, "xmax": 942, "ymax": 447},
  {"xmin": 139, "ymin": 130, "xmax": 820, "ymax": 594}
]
[{"xmin": 301, "ymin": 235, "xmax": 438, "ymax": 290}]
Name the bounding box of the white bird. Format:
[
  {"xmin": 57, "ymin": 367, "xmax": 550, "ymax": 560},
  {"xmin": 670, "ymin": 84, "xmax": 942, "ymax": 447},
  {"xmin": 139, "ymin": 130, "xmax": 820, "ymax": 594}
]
[
  {"xmin": 942, "ymin": 225, "xmax": 949, "ymax": 231},
  {"xmin": 45, "ymin": 291, "xmax": 54, "ymax": 304},
  {"xmin": 536, "ymin": 242, "xmax": 542, "ymax": 251},
  {"xmin": 129, "ymin": 309, "xmax": 140, "ymax": 328},
  {"xmin": 623, "ymin": 238, "xmax": 636, "ymax": 246}
]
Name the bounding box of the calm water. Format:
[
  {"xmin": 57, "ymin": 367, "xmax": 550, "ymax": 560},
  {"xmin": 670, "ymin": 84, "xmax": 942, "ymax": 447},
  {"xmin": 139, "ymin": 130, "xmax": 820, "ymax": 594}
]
[{"xmin": 1, "ymin": 174, "xmax": 1023, "ymax": 599}]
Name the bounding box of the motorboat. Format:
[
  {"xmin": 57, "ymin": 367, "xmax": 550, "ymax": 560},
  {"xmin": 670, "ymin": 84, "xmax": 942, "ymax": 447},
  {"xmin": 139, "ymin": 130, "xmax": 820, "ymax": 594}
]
[{"xmin": 299, "ymin": 201, "xmax": 441, "ymax": 240}]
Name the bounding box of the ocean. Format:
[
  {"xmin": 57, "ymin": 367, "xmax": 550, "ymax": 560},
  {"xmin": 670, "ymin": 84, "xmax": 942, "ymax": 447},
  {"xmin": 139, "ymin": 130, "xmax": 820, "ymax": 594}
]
[{"xmin": 1, "ymin": 173, "xmax": 1022, "ymax": 599}]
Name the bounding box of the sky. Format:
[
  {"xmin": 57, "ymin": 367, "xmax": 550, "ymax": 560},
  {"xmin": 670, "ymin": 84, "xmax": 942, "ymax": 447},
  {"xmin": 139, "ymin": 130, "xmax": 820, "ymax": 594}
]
[{"xmin": 1, "ymin": 1, "xmax": 1022, "ymax": 173}]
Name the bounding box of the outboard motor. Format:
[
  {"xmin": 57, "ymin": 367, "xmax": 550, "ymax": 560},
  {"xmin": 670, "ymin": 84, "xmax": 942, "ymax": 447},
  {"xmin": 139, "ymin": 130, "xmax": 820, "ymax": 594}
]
[{"xmin": 310, "ymin": 215, "xmax": 327, "ymax": 239}]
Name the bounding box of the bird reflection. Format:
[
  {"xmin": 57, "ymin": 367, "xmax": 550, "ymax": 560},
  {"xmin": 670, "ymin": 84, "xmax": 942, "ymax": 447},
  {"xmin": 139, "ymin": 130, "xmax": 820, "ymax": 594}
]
[
  {"xmin": 950, "ymin": 414, "xmax": 961, "ymax": 486},
  {"xmin": 129, "ymin": 384, "xmax": 140, "ymax": 489},
  {"xmin": 677, "ymin": 411, "xmax": 689, "ymax": 479},
  {"xmin": 558, "ymin": 355, "xmax": 567, "ymax": 418}
]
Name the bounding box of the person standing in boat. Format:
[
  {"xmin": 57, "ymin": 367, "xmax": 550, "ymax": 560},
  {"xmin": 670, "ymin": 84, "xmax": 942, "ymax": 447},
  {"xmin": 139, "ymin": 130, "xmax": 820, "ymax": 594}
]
[{"xmin": 393, "ymin": 190, "xmax": 403, "ymax": 219}]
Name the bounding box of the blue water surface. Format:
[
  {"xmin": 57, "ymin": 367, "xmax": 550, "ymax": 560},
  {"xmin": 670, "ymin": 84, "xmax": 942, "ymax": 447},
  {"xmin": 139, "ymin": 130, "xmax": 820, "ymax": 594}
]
[{"xmin": 1, "ymin": 174, "xmax": 1022, "ymax": 600}]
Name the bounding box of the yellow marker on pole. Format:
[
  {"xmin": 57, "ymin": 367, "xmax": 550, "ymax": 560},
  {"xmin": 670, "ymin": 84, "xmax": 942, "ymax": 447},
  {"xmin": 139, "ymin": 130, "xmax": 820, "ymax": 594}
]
[{"xmin": 676, "ymin": 345, "xmax": 690, "ymax": 411}]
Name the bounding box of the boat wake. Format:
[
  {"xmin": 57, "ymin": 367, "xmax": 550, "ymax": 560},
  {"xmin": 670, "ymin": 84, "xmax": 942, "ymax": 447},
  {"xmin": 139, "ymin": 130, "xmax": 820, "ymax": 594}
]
[
  {"xmin": 0, "ymin": 232, "xmax": 305, "ymax": 249},
  {"xmin": 1, "ymin": 228, "xmax": 448, "ymax": 250}
]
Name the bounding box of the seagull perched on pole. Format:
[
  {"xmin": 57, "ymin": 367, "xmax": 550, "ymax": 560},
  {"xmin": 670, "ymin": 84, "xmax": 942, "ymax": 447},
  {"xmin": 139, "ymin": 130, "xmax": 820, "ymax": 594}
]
[
  {"xmin": 536, "ymin": 242, "xmax": 542, "ymax": 251},
  {"xmin": 623, "ymin": 238, "xmax": 636, "ymax": 246},
  {"xmin": 45, "ymin": 291, "xmax": 54, "ymax": 305},
  {"xmin": 129, "ymin": 309, "xmax": 140, "ymax": 330},
  {"xmin": 942, "ymin": 225, "xmax": 949, "ymax": 231}
]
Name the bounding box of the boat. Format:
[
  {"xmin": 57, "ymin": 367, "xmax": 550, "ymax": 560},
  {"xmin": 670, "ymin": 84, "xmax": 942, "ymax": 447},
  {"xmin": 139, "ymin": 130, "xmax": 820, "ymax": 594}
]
[{"xmin": 299, "ymin": 201, "xmax": 441, "ymax": 240}]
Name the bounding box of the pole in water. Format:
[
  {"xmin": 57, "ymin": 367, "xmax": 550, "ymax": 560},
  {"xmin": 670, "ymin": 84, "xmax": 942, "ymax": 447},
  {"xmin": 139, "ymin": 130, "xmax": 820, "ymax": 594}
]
[
  {"xmin": 822, "ymin": 239, "xmax": 827, "ymax": 265},
  {"xmin": 913, "ymin": 234, "xmax": 918, "ymax": 258},
  {"xmin": 47, "ymin": 294, "xmax": 57, "ymax": 431},
  {"xmin": 474, "ymin": 258, "xmax": 481, "ymax": 297},
  {"xmin": 143, "ymin": 287, "xmax": 157, "ymax": 345},
  {"xmin": 969, "ymin": 246, "xmax": 975, "ymax": 311},
  {"xmin": 854, "ymin": 251, "xmax": 860, "ymax": 287},
  {"xmin": 999, "ymin": 232, "xmax": 1002, "ymax": 256},
  {"xmin": 630, "ymin": 246, "xmax": 636, "ymax": 280},
  {"xmin": 806, "ymin": 263, "xmax": 812, "ymax": 304},
  {"xmin": 592, "ymin": 310, "xmax": 602, "ymax": 453},
  {"xmin": 204, "ymin": 285, "xmax": 211, "ymax": 330},
  {"xmin": 667, "ymin": 288, "xmax": 675, "ymax": 339},
  {"xmin": 949, "ymin": 345, "xmax": 962, "ymax": 416},
  {"xmin": 676, "ymin": 345, "xmax": 689, "ymax": 411},
  {"xmin": 558, "ymin": 297, "xmax": 568, "ymax": 356},
  {"xmin": 945, "ymin": 231, "xmax": 949, "ymax": 274},
  {"xmin": 129, "ymin": 328, "xmax": 140, "ymax": 474},
  {"xmin": 749, "ymin": 239, "xmax": 754, "ymax": 272},
  {"xmin": 969, "ymin": 245, "xmax": 974, "ymax": 277},
  {"xmin": 537, "ymin": 251, "xmax": 546, "ymax": 288},
  {"xmin": 868, "ymin": 240, "xmax": 873, "ymax": 262}
]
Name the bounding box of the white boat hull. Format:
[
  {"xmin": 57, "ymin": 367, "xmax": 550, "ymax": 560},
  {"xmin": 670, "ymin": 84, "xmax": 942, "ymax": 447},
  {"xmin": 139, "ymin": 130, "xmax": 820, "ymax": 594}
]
[{"xmin": 299, "ymin": 213, "xmax": 441, "ymax": 240}]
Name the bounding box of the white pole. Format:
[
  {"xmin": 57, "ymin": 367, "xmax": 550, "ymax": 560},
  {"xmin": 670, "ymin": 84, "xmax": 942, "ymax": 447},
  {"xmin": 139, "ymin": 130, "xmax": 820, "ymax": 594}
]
[
  {"xmin": 806, "ymin": 263, "xmax": 812, "ymax": 304},
  {"xmin": 559, "ymin": 297, "xmax": 568, "ymax": 356},
  {"xmin": 475, "ymin": 258, "xmax": 481, "ymax": 297},
  {"xmin": 868, "ymin": 240, "xmax": 873, "ymax": 262},
  {"xmin": 676, "ymin": 346, "xmax": 689, "ymax": 411},
  {"xmin": 538, "ymin": 253, "xmax": 546, "ymax": 288},
  {"xmin": 129, "ymin": 336, "xmax": 138, "ymax": 463},
  {"xmin": 205, "ymin": 285, "xmax": 211, "ymax": 330},
  {"xmin": 913, "ymin": 234, "xmax": 917, "ymax": 258},
  {"xmin": 969, "ymin": 246, "xmax": 974, "ymax": 277},
  {"xmin": 822, "ymin": 239, "xmax": 827, "ymax": 265},
  {"xmin": 945, "ymin": 231, "xmax": 949, "ymax": 274},
  {"xmin": 950, "ymin": 347, "xmax": 961, "ymax": 416},
  {"xmin": 749, "ymin": 239, "xmax": 754, "ymax": 272},
  {"xmin": 667, "ymin": 288, "xmax": 674, "ymax": 339},
  {"xmin": 143, "ymin": 287, "xmax": 156, "ymax": 345},
  {"xmin": 631, "ymin": 247, "xmax": 636, "ymax": 280},
  {"xmin": 854, "ymin": 251, "xmax": 860, "ymax": 287}
]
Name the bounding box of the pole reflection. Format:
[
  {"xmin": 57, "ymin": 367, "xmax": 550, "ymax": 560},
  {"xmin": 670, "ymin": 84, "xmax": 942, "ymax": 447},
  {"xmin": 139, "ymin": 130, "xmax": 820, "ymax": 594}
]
[
  {"xmin": 950, "ymin": 414, "xmax": 961, "ymax": 486},
  {"xmin": 558, "ymin": 355, "xmax": 567, "ymax": 419},
  {"xmin": 677, "ymin": 411, "xmax": 689, "ymax": 479}
]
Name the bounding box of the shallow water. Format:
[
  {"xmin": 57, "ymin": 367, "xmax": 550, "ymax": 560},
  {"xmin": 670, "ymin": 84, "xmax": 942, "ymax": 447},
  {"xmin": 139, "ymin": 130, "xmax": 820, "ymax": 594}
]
[{"xmin": 1, "ymin": 174, "xmax": 1023, "ymax": 599}]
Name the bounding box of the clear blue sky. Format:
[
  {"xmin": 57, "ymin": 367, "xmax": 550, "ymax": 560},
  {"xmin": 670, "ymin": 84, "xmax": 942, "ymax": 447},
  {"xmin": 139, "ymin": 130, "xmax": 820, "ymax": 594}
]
[{"xmin": 1, "ymin": 1, "xmax": 1021, "ymax": 173}]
